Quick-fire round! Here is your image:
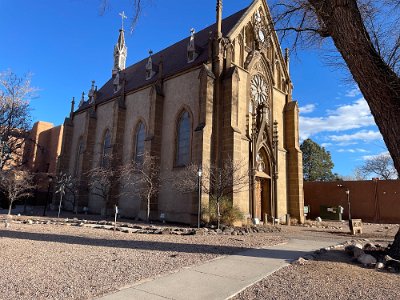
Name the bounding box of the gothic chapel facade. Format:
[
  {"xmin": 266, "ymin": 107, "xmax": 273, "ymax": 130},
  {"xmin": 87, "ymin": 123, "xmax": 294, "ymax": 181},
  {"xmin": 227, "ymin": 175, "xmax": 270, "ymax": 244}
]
[{"xmin": 58, "ymin": 0, "xmax": 304, "ymax": 224}]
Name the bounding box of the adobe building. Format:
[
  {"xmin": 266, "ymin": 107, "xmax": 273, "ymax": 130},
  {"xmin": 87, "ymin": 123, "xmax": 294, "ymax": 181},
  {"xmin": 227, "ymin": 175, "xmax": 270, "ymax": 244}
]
[
  {"xmin": 23, "ymin": 121, "xmax": 64, "ymax": 174},
  {"xmin": 57, "ymin": 0, "xmax": 304, "ymax": 224}
]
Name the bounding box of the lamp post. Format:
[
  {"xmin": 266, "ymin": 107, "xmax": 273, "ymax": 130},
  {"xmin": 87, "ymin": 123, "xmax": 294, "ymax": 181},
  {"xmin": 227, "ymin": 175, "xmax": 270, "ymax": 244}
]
[
  {"xmin": 346, "ymin": 188, "xmax": 351, "ymax": 227},
  {"xmin": 197, "ymin": 166, "xmax": 202, "ymax": 228}
]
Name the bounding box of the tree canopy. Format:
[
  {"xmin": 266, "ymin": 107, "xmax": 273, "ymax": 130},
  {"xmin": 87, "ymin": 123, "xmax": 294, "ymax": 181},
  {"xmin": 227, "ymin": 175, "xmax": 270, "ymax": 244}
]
[{"xmin": 301, "ymin": 138, "xmax": 338, "ymax": 181}]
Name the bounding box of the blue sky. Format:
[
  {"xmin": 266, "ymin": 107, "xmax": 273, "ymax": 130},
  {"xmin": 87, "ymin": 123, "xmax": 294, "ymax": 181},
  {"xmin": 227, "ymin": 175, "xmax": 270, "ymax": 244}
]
[{"xmin": 0, "ymin": 0, "xmax": 387, "ymax": 177}]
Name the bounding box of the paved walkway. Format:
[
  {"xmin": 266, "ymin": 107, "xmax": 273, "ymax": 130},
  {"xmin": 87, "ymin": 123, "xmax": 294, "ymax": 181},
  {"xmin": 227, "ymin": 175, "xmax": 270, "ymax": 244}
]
[{"xmin": 97, "ymin": 238, "xmax": 340, "ymax": 300}]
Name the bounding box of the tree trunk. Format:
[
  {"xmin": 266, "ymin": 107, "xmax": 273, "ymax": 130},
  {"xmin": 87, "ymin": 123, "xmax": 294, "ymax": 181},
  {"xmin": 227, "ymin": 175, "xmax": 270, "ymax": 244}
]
[
  {"xmin": 307, "ymin": 0, "xmax": 400, "ymax": 251},
  {"xmin": 388, "ymin": 228, "xmax": 400, "ymax": 259},
  {"xmin": 8, "ymin": 202, "xmax": 12, "ymax": 215},
  {"xmin": 310, "ymin": 0, "xmax": 400, "ymax": 173}
]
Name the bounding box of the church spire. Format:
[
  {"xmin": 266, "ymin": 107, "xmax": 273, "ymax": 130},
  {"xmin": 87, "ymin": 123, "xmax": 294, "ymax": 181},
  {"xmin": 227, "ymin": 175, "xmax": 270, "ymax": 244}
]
[{"xmin": 113, "ymin": 11, "xmax": 128, "ymax": 76}]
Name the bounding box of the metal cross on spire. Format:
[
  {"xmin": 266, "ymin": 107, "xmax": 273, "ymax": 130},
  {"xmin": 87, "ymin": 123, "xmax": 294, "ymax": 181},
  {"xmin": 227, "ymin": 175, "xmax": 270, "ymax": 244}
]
[{"xmin": 119, "ymin": 11, "xmax": 127, "ymax": 30}]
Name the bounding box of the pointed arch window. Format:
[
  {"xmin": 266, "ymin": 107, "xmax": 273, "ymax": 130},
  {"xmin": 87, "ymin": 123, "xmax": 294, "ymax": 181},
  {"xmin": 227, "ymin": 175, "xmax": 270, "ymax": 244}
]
[
  {"xmin": 74, "ymin": 137, "xmax": 84, "ymax": 176},
  {"xmin": 134, "ymin": 122, "xmax": 146, "ymax": 164},
  {"xmin": 102, "ymin": 129, "xmax": 112, "ymax": 168},
  {"xmin": 175, "ymin": 111, "xmax": 191, "ymax": 166}
]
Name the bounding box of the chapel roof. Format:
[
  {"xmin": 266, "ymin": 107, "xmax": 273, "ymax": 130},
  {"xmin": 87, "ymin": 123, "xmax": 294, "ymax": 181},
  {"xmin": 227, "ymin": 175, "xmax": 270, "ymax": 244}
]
[{"xmin": 77, "ymin": 6, "xmax": 248, "ymax": 112}]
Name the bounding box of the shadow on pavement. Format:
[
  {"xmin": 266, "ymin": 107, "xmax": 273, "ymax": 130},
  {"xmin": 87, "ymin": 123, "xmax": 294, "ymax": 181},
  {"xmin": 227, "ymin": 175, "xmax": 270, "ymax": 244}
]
[{"xmin": 0, "ymin": 229, "xmax": 312, "ymax": 261}]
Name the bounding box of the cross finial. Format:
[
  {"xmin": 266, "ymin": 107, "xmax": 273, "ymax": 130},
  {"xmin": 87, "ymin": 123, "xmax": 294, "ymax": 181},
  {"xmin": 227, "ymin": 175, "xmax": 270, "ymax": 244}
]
[
  {"xmin": 119, "ymin": 11, "xmax": 127, "ymax": 30},
  {"xmin": 190, "ymin": 28, "xmax": 195, "ymax": 35}
]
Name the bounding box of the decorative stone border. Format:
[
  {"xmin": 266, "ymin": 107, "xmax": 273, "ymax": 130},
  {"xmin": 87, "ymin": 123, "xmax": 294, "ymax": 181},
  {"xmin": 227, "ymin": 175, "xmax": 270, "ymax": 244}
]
[{"xmin": 3, "ymin": 217, "xmax": 281, "ymax": 236}]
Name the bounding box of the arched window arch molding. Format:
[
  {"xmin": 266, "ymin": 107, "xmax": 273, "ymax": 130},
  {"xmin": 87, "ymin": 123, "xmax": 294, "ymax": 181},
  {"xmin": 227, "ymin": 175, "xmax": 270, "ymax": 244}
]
[
  {"xmin": 174, "ymin": 106, "xmax": 193, "ymax": 167},
  {"xmin": 257, "ymin": 145, "xmax": 273, "ymax": 175},
  {"xmin": 132, "ymin": 119, "xmax": 147, "ymax": 163}
]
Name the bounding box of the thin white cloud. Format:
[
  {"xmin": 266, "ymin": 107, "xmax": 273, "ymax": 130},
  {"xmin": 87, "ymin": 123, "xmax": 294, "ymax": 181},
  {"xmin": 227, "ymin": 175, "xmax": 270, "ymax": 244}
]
[
  {"xmin": 321, "ymin": 143, "xmax": 332, "ymax": 148},
  {"xmin": 336, "ymin": 141, "xmax": 358, "ymax": 146},
  {"xmin": 300, "ymin": 98, "xmax": 375, "ymax": 140},
  {"xmin": 362, "ymin": 151, "xmax": 390, "ymax": 161},
  {"xmin": 337, "ymin": 148, "xmax": 368, "ymax": 153},
  {"xmin": 299, "ymin": 104, "xmax": 316, "ymax": 114},
  {"xmin": 329, "ymin": 130, "xmax": 382, "ymax": 142},
  {"xmin": 345, "ymin": 86, "xmax": 361, "ymax": 98}
]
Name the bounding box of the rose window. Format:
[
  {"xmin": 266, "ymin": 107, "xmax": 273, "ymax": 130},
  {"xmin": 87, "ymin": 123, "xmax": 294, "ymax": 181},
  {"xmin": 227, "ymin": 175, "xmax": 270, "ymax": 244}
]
[{"xmin": 251, "ymin": 75, "xmax": 269, "ymax": 105}]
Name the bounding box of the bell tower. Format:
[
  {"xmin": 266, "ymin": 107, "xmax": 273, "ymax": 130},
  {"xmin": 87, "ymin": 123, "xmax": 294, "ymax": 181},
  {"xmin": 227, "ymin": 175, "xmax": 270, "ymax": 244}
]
[{"xmin": 113, "ymin": 11, "xmax": 128, "ymax": 76}]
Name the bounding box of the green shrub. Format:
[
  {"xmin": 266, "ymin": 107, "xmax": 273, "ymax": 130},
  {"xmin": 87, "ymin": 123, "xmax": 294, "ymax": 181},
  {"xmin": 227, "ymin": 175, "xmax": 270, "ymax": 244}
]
[{"xmin": 206, "ymin": 197, "xmax": 244, "ymax": 226}]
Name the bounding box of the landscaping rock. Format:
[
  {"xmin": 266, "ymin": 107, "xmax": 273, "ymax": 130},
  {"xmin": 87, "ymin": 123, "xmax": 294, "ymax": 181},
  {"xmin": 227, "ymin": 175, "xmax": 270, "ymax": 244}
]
[
  {"xmin": 292, "ymin": 257, "xmax": 307, "ymax": 266},
  {"xmin": 357, "ymin": 254, "xmax": 377, "ymax": 266},
  {"xmin": 375, "ymin": 262, "xmax": 385, "ymax": 269},
  {"xmin": 353, "ymin": 247, "xmax": 365, "ymax": 259}
]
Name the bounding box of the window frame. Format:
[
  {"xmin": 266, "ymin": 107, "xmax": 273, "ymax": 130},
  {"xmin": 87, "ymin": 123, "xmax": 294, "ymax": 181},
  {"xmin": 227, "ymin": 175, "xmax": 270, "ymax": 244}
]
[
  {"xmin": 174, "ymin": 109, "xmax": 192, "ymax": 167},
  {"xmin": 101, "ymin": 129, "xmax": 112, "ymax": 168},
  {"xmin": 133, "ymin": 121, "xmax": 146, "ymax": 164}
]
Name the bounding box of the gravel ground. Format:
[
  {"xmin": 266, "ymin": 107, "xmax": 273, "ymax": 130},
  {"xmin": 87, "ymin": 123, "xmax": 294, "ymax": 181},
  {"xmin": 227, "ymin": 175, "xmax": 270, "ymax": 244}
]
[
  {"xmin": 233, "ymin": 249, "xmax": 400, "ymax": 300},
  {"xmin": 233, "ymin": 222, "xmax": 400, "ymax": 300},
  {"xmin": 1, "ymin": 214, "xmax": 399, "ymax": 300},
  {"xmin": 0, "ymin": 221, "xmax": 285, "ymax": 300}
]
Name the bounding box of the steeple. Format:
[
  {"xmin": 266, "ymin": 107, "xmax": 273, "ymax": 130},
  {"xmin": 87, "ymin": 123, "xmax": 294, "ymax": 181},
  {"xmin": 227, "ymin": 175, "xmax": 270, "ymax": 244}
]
[{"xmin": 113, "ymin": 11, "xmax": 128, "ymax": 76}]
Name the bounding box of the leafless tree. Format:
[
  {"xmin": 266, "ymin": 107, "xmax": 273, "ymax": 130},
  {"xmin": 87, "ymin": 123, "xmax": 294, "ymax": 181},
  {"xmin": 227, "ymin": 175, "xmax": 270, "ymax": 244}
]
[
  {"xmin": 355, "ymin": 153, "xmax": 398, "ymax": 180},
  {"xmin": 271, "ymin": 1, "xmax": 400, "ymax": 173},
  {"xmin": 271, "ymin": 0, "xmax": 400, "ymax": 253},
  {"xmin": 0, "ymin": 70, "xmax": 35, "ymax": 170},
  {"xmin": 174, "ymin": 158, "xmax": 248, "ymax": 228},
  {"xmin": 120, "ymin": 152, "xmax": 160, "ymax": 222},
  {"xmin": 87, "ymin": 156, "xmax": 116, "ymax": 215},
  {"xmin": 0, "ymin": 169, "xmax": 35, "ymax": 215},
  {"xmin": 54, "ymin": 173, "xmax": 78, "ymax": 217}
]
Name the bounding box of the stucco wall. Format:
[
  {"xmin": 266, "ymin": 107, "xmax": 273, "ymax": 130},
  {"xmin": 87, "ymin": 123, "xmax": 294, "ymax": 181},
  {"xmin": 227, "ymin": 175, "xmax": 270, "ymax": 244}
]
[
  {"xmin": 158, "ymin": 69, "xmax": 201, "ymax": 224},
  {"xmin": 119, "ymin": 88, "xmax": 152, "ymax": 217},
  {"xmin": 304, "ymin": 180, "xmax": 400, "ymax": 223}
]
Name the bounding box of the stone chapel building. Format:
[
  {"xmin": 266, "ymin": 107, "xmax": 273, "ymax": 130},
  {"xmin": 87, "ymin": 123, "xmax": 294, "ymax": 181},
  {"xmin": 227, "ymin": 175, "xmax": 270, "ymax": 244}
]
[{"xmin": 58, "ymin": 0, "xmax": 304, "ymax": 224}]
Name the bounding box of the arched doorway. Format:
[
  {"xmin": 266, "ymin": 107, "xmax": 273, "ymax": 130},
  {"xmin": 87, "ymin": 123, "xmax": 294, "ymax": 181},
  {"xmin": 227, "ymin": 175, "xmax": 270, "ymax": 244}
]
[{"xmin": 254, "ymin": 149, "xmax": 272, "ymax": 222}]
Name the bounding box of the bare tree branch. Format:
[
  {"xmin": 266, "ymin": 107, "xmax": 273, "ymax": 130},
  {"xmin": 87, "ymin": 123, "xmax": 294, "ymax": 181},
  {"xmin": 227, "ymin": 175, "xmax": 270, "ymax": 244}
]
[
  {"xmin": 172, "ymin": 158, "xmax": 248, "ymax": 228},
  {"xmin": 0, "ymin": 169, "xmax": 35, "ymax": 215},
  {"xmin": 0, "ymin": 70, "xmax": 36, "ymax": 170},
  {"xmin": 355, "ymin": 153, "xmax": 398, "ymax": 180},
  {"xmin": 120, "ymin": 152, "xmax": 160, "ymax": 222}
]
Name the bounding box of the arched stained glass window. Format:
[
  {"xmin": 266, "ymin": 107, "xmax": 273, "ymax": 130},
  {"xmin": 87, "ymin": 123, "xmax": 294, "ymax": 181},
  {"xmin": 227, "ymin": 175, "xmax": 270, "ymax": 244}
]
[
  {"xmin": 102, "ymin": 129, "xmax": 112, "ymax": 168},
  {"xmin": 134, "ymin": 122, "xmax": 145, "ymax": 163},
  {"xmin": 74, "ymin": 137, "xmax": 84, "ymax": 176},
  {"xmin": 176, "ymin": 111, "xmax": 191, "ymax": 166}
]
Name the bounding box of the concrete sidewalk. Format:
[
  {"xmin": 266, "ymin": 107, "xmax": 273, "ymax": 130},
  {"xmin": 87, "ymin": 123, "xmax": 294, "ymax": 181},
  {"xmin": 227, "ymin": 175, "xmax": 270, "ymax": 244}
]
[{"xmin": 97, "ymin": 238, "xmax": 338, "ymax": 300}]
